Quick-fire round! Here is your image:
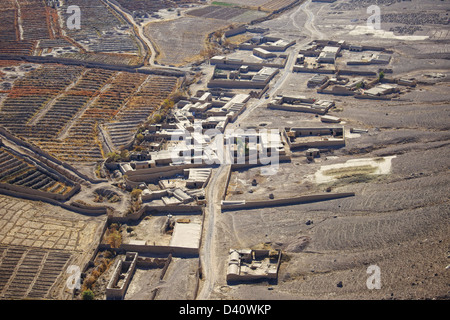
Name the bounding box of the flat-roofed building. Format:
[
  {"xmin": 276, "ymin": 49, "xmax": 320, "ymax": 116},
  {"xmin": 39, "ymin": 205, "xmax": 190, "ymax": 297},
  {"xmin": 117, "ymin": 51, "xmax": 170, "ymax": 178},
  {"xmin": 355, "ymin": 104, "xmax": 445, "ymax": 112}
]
[
  {"xmin": 371, "ymin": 53, "xmax": 391, "ymax": 64},
  {"xmin": 308, "ymin": 74, "xmax": 329, "ymax": 87},
  {"xmin": 364, "ymin": 83, "xmax": 398, "ymax": 96},
  {"xmin": 253, "ymin": 47, "xmax": 277, "ymax": 59}
]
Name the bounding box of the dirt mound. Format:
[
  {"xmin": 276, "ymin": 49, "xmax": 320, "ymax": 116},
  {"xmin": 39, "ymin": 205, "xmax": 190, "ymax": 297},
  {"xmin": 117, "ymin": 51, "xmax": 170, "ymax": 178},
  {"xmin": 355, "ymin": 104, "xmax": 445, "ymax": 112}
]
[{"xmin": 285, "ymin": 236, "xmax": 311, "ymax": 253}]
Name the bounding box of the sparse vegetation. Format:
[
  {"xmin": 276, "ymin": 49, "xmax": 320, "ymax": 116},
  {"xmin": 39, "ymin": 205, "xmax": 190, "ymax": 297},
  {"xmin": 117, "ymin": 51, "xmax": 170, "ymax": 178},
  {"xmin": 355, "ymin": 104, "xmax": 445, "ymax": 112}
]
[
  {"xmin": 104, "ymin": 223, "xmax": 123, "ymax": 248},
  {"xmin": 130, "ymin": 188, "xmax": 143, "ymax": 201},
  {"xmin": 323, "ymin": 165, "xmax": 377, "ymax": 179}
]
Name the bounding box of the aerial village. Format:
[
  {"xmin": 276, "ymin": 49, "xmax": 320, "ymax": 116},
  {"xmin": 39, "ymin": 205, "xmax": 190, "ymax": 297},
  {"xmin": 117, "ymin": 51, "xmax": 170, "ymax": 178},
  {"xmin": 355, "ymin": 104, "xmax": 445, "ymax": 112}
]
[{"xmin": 0, "ymin": 0, "xmax": 448, "ymax": 302}]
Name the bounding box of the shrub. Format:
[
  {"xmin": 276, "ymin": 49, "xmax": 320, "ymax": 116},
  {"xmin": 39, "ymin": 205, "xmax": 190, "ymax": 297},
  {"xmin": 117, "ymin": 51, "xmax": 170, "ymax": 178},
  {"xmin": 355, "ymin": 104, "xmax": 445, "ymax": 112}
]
[
  {"xmin": 82, "ymin": 275, "xmax": 96, "ymax": 290},
  {"xmin": 105, "ymin": 223, "xmax": 122, "ymax": 248},
  {"xmin": 103, "ymin": 250, "xmax": 114, "ymax": 259},
  {"xmin": 119, "ymin": 149, "xmax": 130, "ymax": 162},
  {"xmin": 106, "ymin": 230, "xmax": 122, "ymax": 248},
  {"xmin": 130, "ymin": 188, "xmax": 142, "ymax": 201},
  {"xmin": 82, "ymin": 289, "xmax": 94, "ymax": 300},
  {"xmin": 106, "ymin": 152, "xmax": 121, "ymax": 163},
  {"xmin": 136, "ymin": 133, "xmax": 144, "ymax": 142},
  {"xmin": 153, "ymin": 113, "xmax": 162, "ymax": 123}
]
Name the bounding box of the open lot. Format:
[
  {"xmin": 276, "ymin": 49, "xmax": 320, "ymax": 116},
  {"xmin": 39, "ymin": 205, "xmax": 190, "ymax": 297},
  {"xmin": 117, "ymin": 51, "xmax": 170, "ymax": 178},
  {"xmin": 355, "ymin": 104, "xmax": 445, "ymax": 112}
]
[
  {"xmin": 144, "ymin": 16, "xmax": 229, "ymax": 66},
  {"xmin": 211, "ymin": 139, "xmax": 450, "ymax": 299},
  {"xmin": 154, "ymin": 257, "xmax": 199, "ymax": 300}
]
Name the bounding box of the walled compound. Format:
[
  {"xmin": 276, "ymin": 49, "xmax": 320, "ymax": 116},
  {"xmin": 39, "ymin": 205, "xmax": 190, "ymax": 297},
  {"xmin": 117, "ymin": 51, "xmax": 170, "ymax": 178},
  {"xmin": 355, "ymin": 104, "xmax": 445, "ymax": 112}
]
[{"xmin": 226, "ymin": 248, "xmax": 281, "ymax": 283}]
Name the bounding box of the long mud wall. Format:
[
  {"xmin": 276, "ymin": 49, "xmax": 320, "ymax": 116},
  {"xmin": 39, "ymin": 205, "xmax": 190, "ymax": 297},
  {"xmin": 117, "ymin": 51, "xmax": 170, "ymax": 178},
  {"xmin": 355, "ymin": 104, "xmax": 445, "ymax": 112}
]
[
  {"xmin": 0, "ymin": 182, "xmax": 80, "ymax": 201},
  {"xmin": 109, "ymin": 204, "xmax": 204, "ymax": 223},
  {"xmin": 99, "ymin": 243, "xmax": 198, "ymax": 257},
  {"xmin": 222, "ymin": 192, "xmax": 355, "ymax": 211},
  {"xmin": 0, "ymin": 54, "xmax": 185, "ymax": 77},
  {"xmin": 0, "ymin": 187, "xmax": 107, "ymax": 215}
]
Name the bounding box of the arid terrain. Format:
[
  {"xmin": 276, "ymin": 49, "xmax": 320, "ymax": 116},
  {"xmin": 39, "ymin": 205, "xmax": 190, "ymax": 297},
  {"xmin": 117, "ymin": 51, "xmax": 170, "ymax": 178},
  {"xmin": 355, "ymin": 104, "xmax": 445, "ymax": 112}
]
[{"xmin": 0, "ymin": 0, "xmax": 448, "ymax": 302}]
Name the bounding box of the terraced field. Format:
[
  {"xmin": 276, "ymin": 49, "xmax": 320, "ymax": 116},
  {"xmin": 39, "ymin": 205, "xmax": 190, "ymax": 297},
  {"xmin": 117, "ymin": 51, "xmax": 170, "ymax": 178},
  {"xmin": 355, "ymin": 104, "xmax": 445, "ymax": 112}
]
[
  {"xmin": 105, "ymin": 75, "xmax": 179, "ymax": 149},
  {"xmin": 0, "ymin": 9, "xmax": 18, "ymax": 42},
  {"xmin": 0, "ymin": 0, "xmax": 65, "ymax": 55},
  {"xmin": 0, "ymin": 62, "xmax": 180, "ymax": 163},
  {"xmin": 212, "ymin": 0, "xmax": 268, "ymax": 7},
  {"xmin": 0, "ymin": 41, "xmax": 36, "ymax": 56},
  {"xmin": 114, "ymin": 0, "xmax": 199, "ymax": 12},
  {"xmin": 0, "ymin": 64, "xmax": 84, "ymax": 136},
  {"xmin": 0, "ymin": 193, "xmax": 107, "ymax": 300},
  {"xmin": 0, "ymin": 246, "xmax": 71, "ymax": 300},
  {"xmin": 0, "ymin": 146, "xmax": 74, "ymax": 195},
  {"xmin": 187, "ymin": 5, "xmax": 268, "ymax": 22},
  {"xmin": 60, "ymin": 0, "xmax": 139, "ymax": 55},
  {"xmin": 261, "ymin": 0, "xmax": 297, "ymax": 12},
  {"xmin": 17, "ymin": 0, "xmax": 54, "ymax": 41},
  {"xmin": 206, "ymin": 0, "xmax": 298, "ymax": 12}
]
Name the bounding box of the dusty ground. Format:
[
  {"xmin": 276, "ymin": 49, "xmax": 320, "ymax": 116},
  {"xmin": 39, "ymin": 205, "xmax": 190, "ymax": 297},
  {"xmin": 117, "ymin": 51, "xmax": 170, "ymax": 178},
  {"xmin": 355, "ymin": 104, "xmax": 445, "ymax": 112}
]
[
  {"xmin": 125, "ymin": 265, "xmax": 164, "ymax": 300},
  {"xmin": 155, "ymin": 257, "xmax": 200, "ymax": 300},
  {"xmin": 144, "ymin": 16, "xmax": 229, "ymax": 66},
  {"xmin": 201, "ymin": 0, "xmax": 450, "ymax": 300},
  {"xmin": 210, "ymin": 90, "xmax": 450, "ymax": 299},
  {"xmin": 211, "ymin": 140, "xmax": 449, "ymax": 299}
]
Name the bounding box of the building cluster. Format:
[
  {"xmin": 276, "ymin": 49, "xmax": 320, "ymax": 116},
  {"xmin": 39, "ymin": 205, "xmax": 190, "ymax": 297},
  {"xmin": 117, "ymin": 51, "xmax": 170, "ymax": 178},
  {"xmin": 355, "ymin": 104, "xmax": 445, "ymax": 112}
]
[
  {"xmin": 209, "ymin": 34, "xmax": 295, "ymax": 97},
  {"xmin": 105, "ymin": 251, "xmax": 172, "ymax": 300},
  {"xmin": 223, "ymin": 129, "xmax": 287, "ymax": 166},
  {"xmin": 290, "ymin": 40, "xmax": 418, "ymax": 100},
  {"xmin": 108, "ymin": 89, "xmax": 254, "ymax": 208},
  {"xmin": 106, "ymin": 252, "xmax": 138, "ymax": 300},
  {"xmin": 209, "ymin": 63, "xmax": 280, "ymax": 91},
  {"xmin": 294, "ymin": 39, "xmax": 392, "ymax": 72},
  {"xmin": 239, "ymin": 35, "xmax": 296, "ymax": 52},
  {"xmin": 175, "ymin": 91, "xmax": 250, "ymax": 130}
]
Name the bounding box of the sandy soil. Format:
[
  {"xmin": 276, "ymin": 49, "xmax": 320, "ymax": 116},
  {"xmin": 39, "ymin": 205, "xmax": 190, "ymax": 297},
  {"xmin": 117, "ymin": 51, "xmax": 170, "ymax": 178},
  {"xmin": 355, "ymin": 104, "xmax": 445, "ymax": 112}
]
[{"xmin": 202, "ymin": 0, "xmax": 450, "ymax": 300}]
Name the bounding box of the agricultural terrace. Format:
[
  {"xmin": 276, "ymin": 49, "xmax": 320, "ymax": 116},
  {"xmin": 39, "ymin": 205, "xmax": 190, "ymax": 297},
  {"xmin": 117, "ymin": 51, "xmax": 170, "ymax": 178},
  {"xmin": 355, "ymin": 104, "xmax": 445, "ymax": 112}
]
[
  {"xmin": 0, "ymin": 62, "xmax": 179, "ymax": 163},
  {"xmin": 60, "ymin": 0, "xmax": 140, "ymax": 55},
  {"xmin": 105, "ymin": 75, "xmax": 180, "ymax": 150},
  {"xmin": 0, "ymin": 146, "xmax": 75, "ymax": 196},
  {"xmin": 209, "ymin": 0, "xmax": 298, "ymax": 12},
  {"xmin": 0, "ymin": 4, "xmax": 18, "ymax": 43},
  {"xmin": 0, "ymin": 0, "xmax": 62, "ymax": 55},
  {"xmin": 0, "ymin": 194, "xmax": 106, "ymax": 299},
  {"xmin": 17, "ymin": 0, "xmax": 58, "ymax": 41},
  {"xmin": 113, "ymin": 0, "xmax": 199, "ymax": 12}
]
